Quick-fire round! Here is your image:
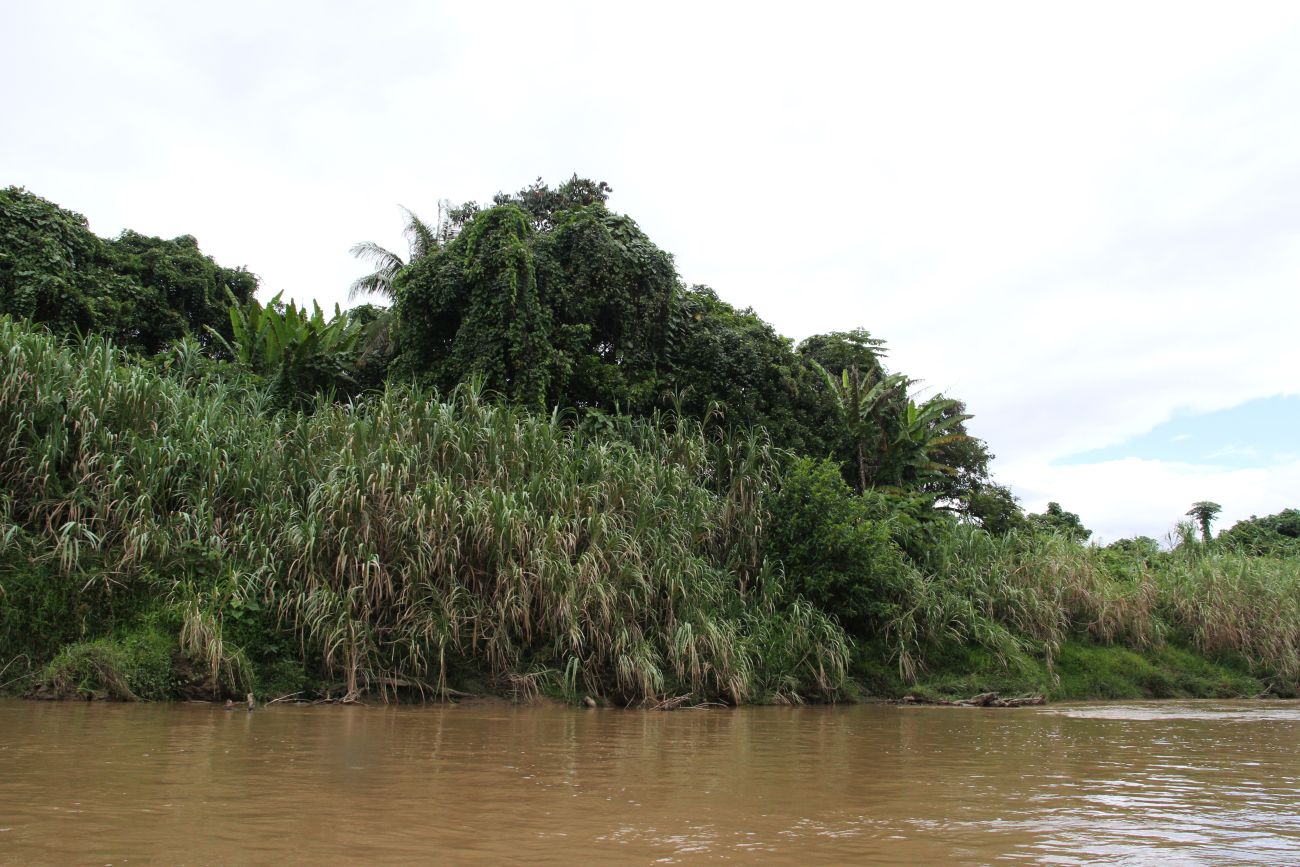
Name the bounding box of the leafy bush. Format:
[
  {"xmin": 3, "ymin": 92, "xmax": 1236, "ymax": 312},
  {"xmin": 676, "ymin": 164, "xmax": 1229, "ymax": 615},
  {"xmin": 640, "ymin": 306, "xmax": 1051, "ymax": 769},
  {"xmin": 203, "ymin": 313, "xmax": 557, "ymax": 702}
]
[
  {"xmin": 38, "ymin": 627, "xmax": 175, "ymax": 701},
  {"xmin": 765, "ymin": 457, "xmax": 915, "ymax": 636}
]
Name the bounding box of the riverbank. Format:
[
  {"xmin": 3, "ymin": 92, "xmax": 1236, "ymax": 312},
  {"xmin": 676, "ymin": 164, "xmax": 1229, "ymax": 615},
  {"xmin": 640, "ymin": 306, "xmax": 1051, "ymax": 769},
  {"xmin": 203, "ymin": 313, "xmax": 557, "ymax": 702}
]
[
  {"xmin": 861, "ymin": 638, "xmax": 1285, "ymax": 704},
  {"xmin": 2, "ymin": 316, "xmax": 1298, "ymax": 708},
  {"xmin": 3, "ymin": 631, "xmax": 1284, "ymax": 707}
]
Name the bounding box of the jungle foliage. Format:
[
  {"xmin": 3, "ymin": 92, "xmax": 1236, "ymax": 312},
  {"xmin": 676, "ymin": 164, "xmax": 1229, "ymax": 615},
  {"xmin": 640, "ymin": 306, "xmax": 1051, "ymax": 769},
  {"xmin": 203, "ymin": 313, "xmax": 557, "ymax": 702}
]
[
  {"xmin": 2, "ymin": 179, "xmax": 1297, "ymax": 705},
  {"xmin": 0, "ymin": 318, "xmax": 845, "ymax": 703},
  {"xmin": 0, "ymin": 186, "xmax": 255, "ymax": 353}
]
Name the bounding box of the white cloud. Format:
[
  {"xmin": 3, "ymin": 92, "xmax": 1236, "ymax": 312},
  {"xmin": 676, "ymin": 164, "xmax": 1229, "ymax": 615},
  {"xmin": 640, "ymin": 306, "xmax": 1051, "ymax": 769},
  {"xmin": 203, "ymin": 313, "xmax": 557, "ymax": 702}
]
[
  {"xmin": 1001, "ymin": 456, "xmax": 1300, "ymax": 544},
  {"xmin": 3, "ymin": 1, "xmax": 1300, "ymax": 536}
]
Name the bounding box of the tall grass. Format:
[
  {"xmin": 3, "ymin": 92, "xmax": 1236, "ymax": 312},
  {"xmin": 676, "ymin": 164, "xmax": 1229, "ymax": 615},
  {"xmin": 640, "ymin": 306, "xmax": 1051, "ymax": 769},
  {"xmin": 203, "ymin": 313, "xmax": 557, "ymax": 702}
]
[
  {"xmin": 898, "ymin": 522, "xmax": 1298, "ymax": 690},
  {"xmin": 0, "ymin": 317, "xmax": 846, "ymax": 703},
  {"xmin": 1157, "ymin": 543, "xmax": 1300, "ymax": 682}
]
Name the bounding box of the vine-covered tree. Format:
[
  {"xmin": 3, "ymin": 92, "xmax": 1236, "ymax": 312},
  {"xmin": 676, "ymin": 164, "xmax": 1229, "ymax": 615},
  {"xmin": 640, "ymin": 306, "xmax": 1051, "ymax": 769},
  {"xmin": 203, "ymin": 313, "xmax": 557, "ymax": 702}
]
[
  {"xmin": 0, "ymin": 186, "xmax": 255, "ymax": 353},
  {"xmin": 1186, "ymin": 501, "xmax": 1223, "ymax": 544},
  {"xmin": 1028, "ymin": 501, "xmax": 1092, "ymax": 542},
  {"xmin": 396, "ymin": 205, "xmax": 553, "ymax": 405}
]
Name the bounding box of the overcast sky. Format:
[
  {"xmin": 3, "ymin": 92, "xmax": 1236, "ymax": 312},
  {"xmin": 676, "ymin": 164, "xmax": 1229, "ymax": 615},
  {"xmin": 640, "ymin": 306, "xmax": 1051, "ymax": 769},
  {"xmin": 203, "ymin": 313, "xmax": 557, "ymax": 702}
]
[{"xmin": 4, "ymin": 1, "xmax": 1298, "ymax": 542}]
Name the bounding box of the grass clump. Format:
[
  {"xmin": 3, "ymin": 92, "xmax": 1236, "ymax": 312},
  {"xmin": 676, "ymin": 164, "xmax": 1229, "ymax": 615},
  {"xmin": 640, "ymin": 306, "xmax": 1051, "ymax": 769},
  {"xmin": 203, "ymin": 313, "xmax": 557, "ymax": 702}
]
[{"xmin": 38, "ymin": 626, "xmax": 176, "ymax": 701}]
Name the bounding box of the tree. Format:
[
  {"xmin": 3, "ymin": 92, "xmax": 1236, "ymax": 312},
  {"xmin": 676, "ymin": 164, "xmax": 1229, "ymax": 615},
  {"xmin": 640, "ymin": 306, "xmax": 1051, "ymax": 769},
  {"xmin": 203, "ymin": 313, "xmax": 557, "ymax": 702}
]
[
  {"xmin": 532, "ymin": 205, "xmax": 676, "ymax": 410},
  {"xmin": 1027, "ymin": 502, "xmax": 1092, "ymax": 543},
  {"xmin": 107, "ymin": 230, "xmax": 256, "ymax": 353},
  {"xmin": 659, "ymin": 285, "xmax": 835, "ymax": 454},
  {"xmin": 395, "ymin": 205, "xmax": 553, "ymax": 405},
  {"xmin": 1, "ymin": 186, "xmax": 255, "ymax": 353},
  {"xmin": 964, "ymin": 482, "xmax": 1027, "ymax": 535},
  {"xmin": 1186, "ymin": 501, "xmax": 1223, "ymax": 544},
  {"xmin": 348, "ymin": 206, "xmax": 440, "ymax": 302},
  {"xmin": 798, "ymin": 329, "xmax": 888, "ymax": 378},
  {"xmin": 1219, "ymin": 508, "xmax": 1300, "ymax": 556},
  {"xmin": 1, "ymin": 185, "xmax": 124, "ymax": 338},
  {"xmin": 810, "ymin": 358, "xmax": 910, "ymax": 493},
  {"xmin": 491, "ymin": 174, "xmax": 613, "ymax": 232}
]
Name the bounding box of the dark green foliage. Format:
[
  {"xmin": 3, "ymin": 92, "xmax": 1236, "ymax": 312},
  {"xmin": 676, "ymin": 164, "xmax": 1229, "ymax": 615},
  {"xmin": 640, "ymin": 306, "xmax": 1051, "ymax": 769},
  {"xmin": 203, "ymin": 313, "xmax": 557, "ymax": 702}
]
[
  {"xmin": 397, "ymin": 205, "xmax": 553, "ymax": 405},
  {"xmin": 662, "ymin": 287, "xmax": 835, "ymax": 455},
  {"xmin": 346, "ymin": 302, "xmax": 399, "ymax": 392},
  {"xmin": 964, "ymin": 482, "xmax": 1028, "ymax": 535},
  {"xmin": 765, "ymin": 457, "xmax": 916, "ymax": 635},
  {"xmin": 107, "ymin": 230, "xmax": 256, "ymax": 353},
  {"xmin": 1099, "ymin": 536, "xmax": 1161, "ymax": 581},
  {"xmin": 38, "ymin": 626, "xmax": 177, "ymax": 701},
  {"xmin": 0, "ymin": 187, "xmax": 254, "ymax": 353},
  {"xmin": 1027, "ymin": 501, "xmax": 1092, "ymax": 542},
  {"xmin": 1, "ymin": 186, "xmax": 132, "ymax": 338},
  {"xmin": 1220, "ymin": 508, "xmax": 1300, "ymax": 557},
  {"xmin": 534, "ymin": 206, "xmax": 675, "ymax": 410},
  {"xmin": 1106, "ymin": 535, "xmax": 1161, "ymax": 558}
]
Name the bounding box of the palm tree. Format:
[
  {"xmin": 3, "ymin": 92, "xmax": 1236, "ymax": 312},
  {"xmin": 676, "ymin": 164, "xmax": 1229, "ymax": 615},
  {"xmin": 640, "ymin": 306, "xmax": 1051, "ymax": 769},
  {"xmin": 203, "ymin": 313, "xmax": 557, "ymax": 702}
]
[{"xmin": 348, "ymin": 205, "xmax": 441, "ymax": 302}]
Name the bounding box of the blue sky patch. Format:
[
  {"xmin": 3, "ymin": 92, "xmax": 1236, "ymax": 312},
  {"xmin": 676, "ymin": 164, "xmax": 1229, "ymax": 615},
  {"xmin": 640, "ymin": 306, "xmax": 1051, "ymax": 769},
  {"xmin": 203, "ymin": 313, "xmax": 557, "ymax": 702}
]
[{"xmin": 1056, "ymin": 395, "xmax": 1300, "ymax": 468}]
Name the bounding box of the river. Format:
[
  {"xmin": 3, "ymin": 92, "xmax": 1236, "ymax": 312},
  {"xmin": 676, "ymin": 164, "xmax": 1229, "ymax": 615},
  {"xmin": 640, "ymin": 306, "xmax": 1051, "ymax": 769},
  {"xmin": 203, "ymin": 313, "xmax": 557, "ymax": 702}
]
[{"xmin": 1, "ymin": 699, "xmax": 1298, "ymax": 864}]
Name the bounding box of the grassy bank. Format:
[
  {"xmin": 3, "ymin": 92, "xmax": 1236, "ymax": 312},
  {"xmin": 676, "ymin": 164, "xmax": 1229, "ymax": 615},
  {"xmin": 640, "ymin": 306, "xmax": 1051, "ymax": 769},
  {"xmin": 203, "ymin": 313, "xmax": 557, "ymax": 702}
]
[
  {"xmin": 0, "ymin": 318, "xmax": 846, "ymax": 704},
  {"xmin": 768, "ymin": 458, "xmax": 1300, "ymax": 702},
  {"xmin": 2, "ymin": 317, "xmax": 1297, "ymax": 706},
  {"xmin": 848, "ymin": 532, "xmax": 1299, "ymax": 702}
]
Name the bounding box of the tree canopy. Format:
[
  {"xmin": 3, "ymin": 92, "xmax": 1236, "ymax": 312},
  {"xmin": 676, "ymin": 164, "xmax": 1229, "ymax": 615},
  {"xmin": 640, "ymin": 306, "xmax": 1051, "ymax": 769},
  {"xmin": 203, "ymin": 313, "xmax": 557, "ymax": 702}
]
[{"xmin": 1, "ymin": 187, "xmax": 255, "ymax": 354}]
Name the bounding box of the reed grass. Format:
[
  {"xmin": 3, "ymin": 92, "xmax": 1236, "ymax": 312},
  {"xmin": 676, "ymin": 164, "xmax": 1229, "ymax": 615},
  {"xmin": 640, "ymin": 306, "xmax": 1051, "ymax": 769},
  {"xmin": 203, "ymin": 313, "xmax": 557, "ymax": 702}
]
[
  {"xmin": 0, "ymin": 317, "xmax": 846, "ymax": 704},
  {"xmin": 897, "ymin": 523, "xmax": 1298, "ymax": 692}
]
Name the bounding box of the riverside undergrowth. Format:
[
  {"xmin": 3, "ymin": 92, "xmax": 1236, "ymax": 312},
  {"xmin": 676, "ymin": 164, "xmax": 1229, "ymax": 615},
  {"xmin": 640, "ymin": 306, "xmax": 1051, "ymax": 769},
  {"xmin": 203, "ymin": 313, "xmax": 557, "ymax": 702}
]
[
  {"xmin": 767, "ymin": 457, "xmax": 1300, "ymax": 700},
  {"xmin": 870, "ymin": 528, "xmax": 1300, "ymax": 699},
  {"xmin": 0, "ymin": 317, "xmax": 847, "ymax": 704}
]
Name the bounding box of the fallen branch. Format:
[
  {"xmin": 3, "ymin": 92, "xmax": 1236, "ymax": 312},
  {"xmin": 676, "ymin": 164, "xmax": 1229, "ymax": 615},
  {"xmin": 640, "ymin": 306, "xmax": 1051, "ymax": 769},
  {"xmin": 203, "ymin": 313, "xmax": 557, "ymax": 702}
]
[
  {"xmin": 267, "ymin": 691, "xmax": 304, "ymax": 705},
  {"xmin": 898, "ymin": 691, "xmax": 1045, "ymax": 708}
]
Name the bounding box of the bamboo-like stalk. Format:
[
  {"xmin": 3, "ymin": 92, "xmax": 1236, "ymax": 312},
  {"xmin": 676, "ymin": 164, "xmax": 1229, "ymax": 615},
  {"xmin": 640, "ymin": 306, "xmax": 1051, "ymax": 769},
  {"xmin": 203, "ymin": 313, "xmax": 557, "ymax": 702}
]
[{"xmin": 0, "ymin": 317, "xmax": 848, "ymax": 704}]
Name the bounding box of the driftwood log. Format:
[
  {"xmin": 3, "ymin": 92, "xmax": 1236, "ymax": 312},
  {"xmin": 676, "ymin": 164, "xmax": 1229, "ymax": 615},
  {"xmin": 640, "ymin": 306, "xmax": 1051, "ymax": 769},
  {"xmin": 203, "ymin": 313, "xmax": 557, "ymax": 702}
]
[{"xmin": 898, "ymin": 691, "xmax": 1045, "ymax": 708}]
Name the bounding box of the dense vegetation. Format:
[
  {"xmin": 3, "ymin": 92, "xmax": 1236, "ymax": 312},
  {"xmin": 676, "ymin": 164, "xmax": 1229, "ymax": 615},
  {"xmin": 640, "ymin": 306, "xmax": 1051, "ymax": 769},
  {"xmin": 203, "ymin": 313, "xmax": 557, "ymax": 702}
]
[{"xmin": 2, "ymin": 180, "xmax": 1297, "ymax": 705}]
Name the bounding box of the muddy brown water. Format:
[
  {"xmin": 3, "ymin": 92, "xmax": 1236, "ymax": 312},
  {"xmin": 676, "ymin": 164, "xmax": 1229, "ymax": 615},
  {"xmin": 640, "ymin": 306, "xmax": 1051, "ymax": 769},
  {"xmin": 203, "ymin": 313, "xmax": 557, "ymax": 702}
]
[{"xmin": 1, "ymin": 699, "xmax": 1298, "ymax": 865}]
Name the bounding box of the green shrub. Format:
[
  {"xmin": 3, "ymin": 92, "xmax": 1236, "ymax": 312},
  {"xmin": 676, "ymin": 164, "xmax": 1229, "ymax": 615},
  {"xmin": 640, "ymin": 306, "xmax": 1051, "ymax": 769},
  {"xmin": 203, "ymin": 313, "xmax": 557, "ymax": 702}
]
[
  {"xmin": 766, "ymin": 457, "xmax": 915, "ymax": 636},
  {"xmin": 39, "ymin": 626, "xmax": 176, "ymax": 701}
]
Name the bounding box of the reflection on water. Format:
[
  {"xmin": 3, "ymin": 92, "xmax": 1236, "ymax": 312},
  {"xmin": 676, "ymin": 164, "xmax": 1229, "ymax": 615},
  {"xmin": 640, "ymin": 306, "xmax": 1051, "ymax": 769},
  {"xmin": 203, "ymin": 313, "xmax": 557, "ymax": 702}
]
[{"xmin": 1, "ymin": 699, "xmax": 1297, "ymax": 864}]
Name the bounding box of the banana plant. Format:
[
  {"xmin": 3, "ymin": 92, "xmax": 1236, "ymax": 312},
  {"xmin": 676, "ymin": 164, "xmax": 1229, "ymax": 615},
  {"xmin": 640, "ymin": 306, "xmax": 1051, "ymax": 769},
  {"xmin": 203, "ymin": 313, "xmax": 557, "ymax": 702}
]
[
  {"xmin": 885, "ymin": 397, "xmax": 973, "ymax": 488},
  {"xmin": 810, "ymin": 359, "xmax": 911, "ymax": 493},
  {"xmin": 207, "ymin": 290, "xmax": 363, "ymax": 408}
]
